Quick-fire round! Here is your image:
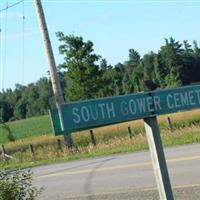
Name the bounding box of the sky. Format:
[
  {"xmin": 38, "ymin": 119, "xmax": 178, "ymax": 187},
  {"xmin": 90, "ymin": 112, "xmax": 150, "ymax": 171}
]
[{"xmin": 0, "ymin": 0, "xmax": 200, "ymax": 91}]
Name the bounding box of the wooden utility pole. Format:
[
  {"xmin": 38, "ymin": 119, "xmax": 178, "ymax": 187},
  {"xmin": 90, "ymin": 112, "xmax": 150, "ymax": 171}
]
[{"xmin": 33, "ymin": 0, "xmax": 74, "ymax": 148}]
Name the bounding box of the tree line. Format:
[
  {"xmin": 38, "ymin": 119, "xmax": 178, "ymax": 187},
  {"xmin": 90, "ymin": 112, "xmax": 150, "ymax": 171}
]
[{"xmin": 1, "ymin": 35, "xmax": 200, "ymax": 123}]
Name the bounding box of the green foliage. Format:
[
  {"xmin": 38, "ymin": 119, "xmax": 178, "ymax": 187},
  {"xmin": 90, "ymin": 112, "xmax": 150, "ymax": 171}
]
[
  {"xmin": 0, "ymin": 99, "xmax": 13, "ymax": 123},
  {"xmin": 14, "ymin": 98, "xmax": 27, "ymax": 120},
  {"xmin": 122, "ymin": 49, "xmax": 140, "ymax": 94},
  {"xmin": 99, "ymin": 59, "xmax": 116, "ymax": 97},
  {"xmin": 0, "ymin": 115, "xmax": 52, "ymax": 144},
  {"xmin": 141, "ymin": 52, "xmax": 158, "ymax": 90},
  {"xmin": 158, "ymin": 37, "xmax": 184, "ymax": 87},
  {"xmin": 1, "ymin": 124, "xmax": 15, "ymax": 142},
  {"xmin": 0, "ymin": 170, "xmax": 42, "ymax": 200},
  {"xmin": 114, "ymin": 63, "xmax": 125, "ymax": 95},
  {"xmin": 0, "ymin": 78, "xmax": 55, "ymax": 122},
  {"xmin": 1, "ymin": 36, "xmax": 200, "ymax": 123},
  {"xmin": 56, "ymin": 32, "xmax": 101, "ymax": 101}
]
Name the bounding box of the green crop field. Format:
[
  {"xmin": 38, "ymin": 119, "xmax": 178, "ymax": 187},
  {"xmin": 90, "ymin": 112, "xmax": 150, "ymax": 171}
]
[
  {"xmin": 1, "ymin": 109, "xmax": 200, "ymax": 145},
  {"xmin": 0, "ymin": 115, "xmax": 52, "ymax": 144}
]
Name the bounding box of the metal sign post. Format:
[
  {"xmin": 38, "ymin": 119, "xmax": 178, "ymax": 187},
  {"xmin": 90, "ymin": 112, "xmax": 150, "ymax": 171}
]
[{"xmin": 144, "ymin": 117, "xmax": 174, "ymax": 200}]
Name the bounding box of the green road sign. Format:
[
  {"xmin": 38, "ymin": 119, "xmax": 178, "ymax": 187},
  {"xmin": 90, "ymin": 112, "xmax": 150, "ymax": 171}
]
[{"xmin": 50, "ymin": 85, "xmax": 200, "ymax": 135}]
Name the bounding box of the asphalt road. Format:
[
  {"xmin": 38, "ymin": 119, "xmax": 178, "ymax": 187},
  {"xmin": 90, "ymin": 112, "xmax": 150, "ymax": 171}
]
[{"xmin": 33, "ymin": 143, "xmax": 200, "ymax": 200}]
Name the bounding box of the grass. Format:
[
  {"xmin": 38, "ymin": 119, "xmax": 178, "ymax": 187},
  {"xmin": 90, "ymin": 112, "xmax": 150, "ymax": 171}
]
[
  {"xmin": 1, "ymin": 109, "xmax": 200, "ymax": 144},
  {"xmin": 1, "ymin": 124, "xmax": 200, "ymax": 170},
  {"xmin": 1, "ymin": 109, "xmax": 200, "ymax": 170},
  {"xmin": 0, "ymin": 115, "xmax": 52, "ymax": 143}
]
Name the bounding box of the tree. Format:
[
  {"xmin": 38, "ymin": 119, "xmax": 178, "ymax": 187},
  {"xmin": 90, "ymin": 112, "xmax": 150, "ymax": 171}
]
[
  {"xmin": 131, "ymin": 63, "xmax": 144, "ymax": 92},
  {"xmin": 99, "ymin": 59, "xmax": 116, "ymax": 97},
  {"xmin": 24, "ymin": 84, "xmax": 40, "ymax": 117},
  {"xmin": 141, "ymin": 52, "xmax": 158, "ymax": 90},
  {"xmin": 14, "ymin": 98, "xmax": 27, "ymax": 120},
  {"xmin": 125, "ymin": 49, "xmax": 140, "ymax": 72},
  {"xmin": 35, "ymin": 77, "xmax": 55, "ymax": 114},
  {"xmin": 114, "ymin": 63, "xmax": 125, "ymax": 95},
  {"xmin": 154, "ymin": 52, "xmax": 167, "ymax": 88},
  {"xmin": 181, "ymin": 40, "xmax": 194, "ymax": 85},
  {"xmin": 0, "ymin": 99, "xmax": 12, "ymax": 123},
  {"xmin": 123, "ymin": 49, "xmax": 140, "ymax": 94},
  {"xmin": 56, "ymin": 32, "xmax": 101, "ymax": 101},
  {"xmin": 2, "ymin": 36, "xmax": 200, "ymax": 124},
  {"xmin": 190, "ymin": 41, "xmax": 200, "ymax": 83},
  {"xmin": 157, "ymin": 37, "xmax": 183, "ymax": 88}
]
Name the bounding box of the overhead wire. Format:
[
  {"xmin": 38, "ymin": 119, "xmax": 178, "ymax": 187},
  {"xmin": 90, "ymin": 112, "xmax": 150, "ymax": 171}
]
[
  {"xmin": 0, "ymin": 0, "xmax": 3, "ymax": 91},
  {"xmin": 0, "ymin": 0, "xmax": 25, "ymax": 122},
  {"xmin": 0, "ymin": 0, "xmax": 25, "ymax": 90},
  {"xmin": 0, "ymin": 1, "xmax": 2, "ymax": 124},
  {"xmin": 1, "ymin": 0, "xmax": 8, "ymax": 91},
  {"xmin": 21, "ymin": 0, "xmax": 25, "ymax": 85},
  {"xmin": 0, "ymin": 0, "xmax": 24, "ymax": 13}
]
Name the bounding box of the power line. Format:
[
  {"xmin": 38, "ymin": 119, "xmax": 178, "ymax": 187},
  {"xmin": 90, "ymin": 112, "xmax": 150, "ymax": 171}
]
[
  {"xmin": 1, "ymin": 0, "xmax": 8, "ymax": 90},
  {"xmin": 0, "ymin": 0, "xmax": 24, "ymax": 13},
  {"xmin": 0, "ymin": 1, "xmax": 3, "ymax": 92},
  {"xmin": 0, "ymin": 0, "xmax": 26, "ymax": 90},
  {"xmin": 21, "ymin": 0, "xmax": 25, "ymax": 85}
]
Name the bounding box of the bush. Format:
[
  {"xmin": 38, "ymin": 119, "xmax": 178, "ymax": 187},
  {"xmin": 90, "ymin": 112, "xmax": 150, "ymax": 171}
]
[
  {"xmin": 1, "ymin": 124, "xmax": 15, "ymax": 142},
  {"xmin": 0, "ymin": 170, "xmax": 42, "ymax": 200}
]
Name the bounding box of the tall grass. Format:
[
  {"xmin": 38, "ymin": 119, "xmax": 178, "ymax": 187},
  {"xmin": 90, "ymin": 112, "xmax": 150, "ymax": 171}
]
[
  {"xmin": 1, "ymin": 109, "xmax": 200, "ymax": 169},
  {"xmin": 1, "ymin": 124, "xmax": 200, "ymax": 170},
  {"xmin": 1, "ymin": 109, "xmax": 200, "ymax": 144}
]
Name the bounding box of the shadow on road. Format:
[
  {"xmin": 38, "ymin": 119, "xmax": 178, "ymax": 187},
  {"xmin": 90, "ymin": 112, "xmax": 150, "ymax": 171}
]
[
  {"xmin": 83, "ymin": 157, "xmax": 113, "ymax": 200},
  {"xmin": 35, "ymin": 157, "xmax": 116, "ymax": 178}
]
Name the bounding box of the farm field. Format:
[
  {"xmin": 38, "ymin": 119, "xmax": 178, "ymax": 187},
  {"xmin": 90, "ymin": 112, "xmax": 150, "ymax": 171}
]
[
  {"xmin": 1, "ymin": 109, "xmax": 200, "ymax": 143},
  {"xmin": 1, "ymin": 109, "xmax": 200, "ymax": 169},
  {"xmin": 0, "ymin": 115, "xmax": 52, "ymax": 144}
]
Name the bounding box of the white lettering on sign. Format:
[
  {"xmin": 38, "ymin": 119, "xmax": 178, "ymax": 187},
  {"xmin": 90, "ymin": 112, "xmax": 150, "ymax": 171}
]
[
  {"xmin": 72, "ymin": 107, "xmax": 81, "ymax": 123},
  {"xmin": 120, "ymin": 96, "xmax": 162, "ymax": 117},
  {"xmin": 137, "ymin": 98, "xmax": 146, "ymax": 113},
  {"xmin": 72, "ymin": 102, "xmax": 116, "ymax": 124},
  {"xmin": 153, "ymin": 96, "xmax": 161, "ymax": 111},
  {"xmin": 174, "ymin": 93, "xmax": 181, "ymax": 108},
  {"xmin": 189, "ymin": 91, "xmax": 195, "ymax": 105},
  {"xmin": 180, "ymin": 92, "xmax": 189, "ymax": 106},
  {"xmin": 121, "ymin": 101, "xmax": 128, "ymax": 116},
  {"xmin": 71, "ymin": 88, "xmax": 200, "ymax": 125},
  {"xmin": 166, "ymin": 90, "xmax": 198, "ymax": 110},
  {"xmin": 129, "ymin": 99, "xmax": 137, "ymax": 115},
  {"xmin": 146, "ymin": 96, "xmax": 153, "ymax": 112},
  {"xmin": 167, "ymin": 94, "xmax": 173, "ymax": 109},
  {"xmin": 195, "ymin": 90, "xmax": 200, "ymax": 104},
  {"xmin": 98, "ymin": 103, "xmax": 106, "ymax": 119},
  {"xmin": 106, "ymin": 103, "xmax": 116, "ymax": 118},
  {"xmin": 58, "ymin": 86, "xmax": 200, "ymax": 134},
  {"xmin": 90, "ymin": 105, "xmax": 98, "ymax": 120},
  {"xmin": 81, "ymin": 106, "xmax": 90, "ymax": 122}
]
